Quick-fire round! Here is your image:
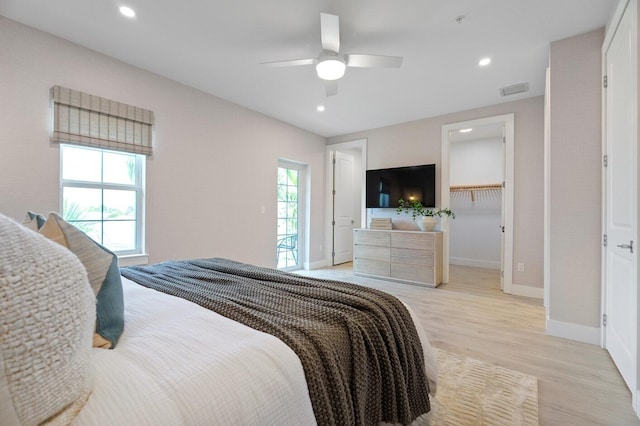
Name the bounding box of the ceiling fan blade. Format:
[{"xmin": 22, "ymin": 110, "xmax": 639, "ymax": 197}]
[
  {"xmin": 261, "ymin": 58, "xmax": 317, "ymax": 67},
  {"xmin": 345, "ymin": 54, "xmax": 403, "ymax": 68},
  {"xmin": 320, "ymin": 13, "xmax": 340, "ymax": 53},
  {"xmin": 325, "ymin": 81, "xmax": 338, "ymax": 97}
]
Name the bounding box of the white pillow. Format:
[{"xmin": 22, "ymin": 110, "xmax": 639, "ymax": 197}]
[{"xmin": 0, "ymin": 213, "xmax": 95, "ymax": 425}]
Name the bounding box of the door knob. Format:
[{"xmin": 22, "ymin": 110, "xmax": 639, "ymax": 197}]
[{"xmin": 617, "ymin": 240, "xmax": 634, "ymax": 253}]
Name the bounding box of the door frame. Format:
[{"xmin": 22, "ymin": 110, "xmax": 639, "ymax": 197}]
[
  {"xmin": 441, "ymin": 114, "xmax": 514, "ymax": 291},
  {"xmin": 325, "ymin": 139, "xmax": 367, "ymax": 267},
  {"xmin": 601, "ymin": 0, "xmax": 639, "ymax": 416}
]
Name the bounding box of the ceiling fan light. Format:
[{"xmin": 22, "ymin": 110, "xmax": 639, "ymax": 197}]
[{"xmin": 316, "ymin": 58, "xmax": 346, "ymax": 80}]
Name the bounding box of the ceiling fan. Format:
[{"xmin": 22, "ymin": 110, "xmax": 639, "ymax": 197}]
[{"xmin": 262, "ymin": 13, "xmax": 403, "ymax": 96}]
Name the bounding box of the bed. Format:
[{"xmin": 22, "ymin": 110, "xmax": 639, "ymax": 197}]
[{"xmin": 0, "ymin": 213, "xmax": 437, "ymax": 426}]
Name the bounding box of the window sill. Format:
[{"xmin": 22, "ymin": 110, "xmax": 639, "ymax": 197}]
[{"xmin": 118, "ymin": 254, "xmax": 149, "ymax": 267}]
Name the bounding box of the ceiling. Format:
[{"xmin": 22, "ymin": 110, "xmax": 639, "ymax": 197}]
[{"xmin": 0, "ymin": 0, "xmax": 618, "ymax": 138}]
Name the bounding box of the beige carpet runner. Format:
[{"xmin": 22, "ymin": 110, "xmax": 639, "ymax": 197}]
[{"xmin": 416, "ymin": 348, "xmax": 539, "ymax": 425}]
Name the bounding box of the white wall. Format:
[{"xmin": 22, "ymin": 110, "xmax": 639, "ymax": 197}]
[
  {"xmin": 450, "ymin": 138, "xmax": 503, "ymax": 185},
  {"xmin": 0, "ymin": 17, "xmax": 327, "ymax": 267},
  {"xmin": 328, "ymin": 97, "xmax": 545, "ymax": 291},
  {"xmin": 450, "ymin": 191, "xmax": 502, "ymax": 269},
  {"xmin": 548, "ymin": 28, "xmax": 604, "ymax": 335},
  {"xmin": 449, "ymin": 137, "xmax": 503, "ymax": 269}
]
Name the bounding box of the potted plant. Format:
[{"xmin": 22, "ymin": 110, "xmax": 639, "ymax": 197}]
[{"xmin": 396, "ymin": 199, "xmax": 455, "ymax": 231}]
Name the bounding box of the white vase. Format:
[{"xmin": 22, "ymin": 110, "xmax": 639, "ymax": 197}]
[
  {"xmin": 434, "ymin": 216, "xmax": 448, "ymax": 232},
  {"xmin": 417, "ymin": 216, "xmax": 438, "ymax": 231}
]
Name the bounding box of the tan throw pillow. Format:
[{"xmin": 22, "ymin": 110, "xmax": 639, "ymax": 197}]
[
  {"xmin": 39, "ymin": 212, "xmax": 125, "ymax": 349},
  {"xmin": 0, "ymin": 213, "xmax": 95, "ymax": 425}
]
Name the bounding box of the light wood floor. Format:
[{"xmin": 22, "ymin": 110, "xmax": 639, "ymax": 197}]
[{"xmin": 297, "ymin": 263, "xmax": 640, "ymax": 426}]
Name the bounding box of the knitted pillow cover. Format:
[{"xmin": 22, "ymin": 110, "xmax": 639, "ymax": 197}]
[{"xmin": 0, "ymin": 213, "xmax": 95, "ymax": 425}]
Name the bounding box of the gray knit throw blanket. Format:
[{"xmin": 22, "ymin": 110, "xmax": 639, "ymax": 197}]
[{"xmin": 121, "ymin": 258, "xmax": 430, "ymax": 425}]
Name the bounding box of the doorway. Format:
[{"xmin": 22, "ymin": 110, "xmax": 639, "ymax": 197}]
[
  {"xmin": 277, "ymin": 160, "xmax": 307, "ymax": 270},
  {"xmin": 441, "ymin": 114, "xmax": 514, "ymax": 292},
  {"xmin": 448, "ymin": 125, "xmax": 505, "ymax": 273},
  {"xmin": 325, "ymin": 139, "xmax": 367, "ymax": 266}
]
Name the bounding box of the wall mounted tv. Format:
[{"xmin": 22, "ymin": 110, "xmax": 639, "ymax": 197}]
[{"xmin": 366, "ymin": 164, "xmax": 436, "ymax": 208}]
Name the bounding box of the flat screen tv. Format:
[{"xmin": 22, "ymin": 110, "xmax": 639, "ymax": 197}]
[{"xmin": 366, "ymin": 164, "xmax": 436, "ymax": 208}]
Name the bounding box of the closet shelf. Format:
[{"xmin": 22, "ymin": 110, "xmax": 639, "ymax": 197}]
[{"xmin": 450, "ymin": 183, "xmax": 502, "ymax": 202}]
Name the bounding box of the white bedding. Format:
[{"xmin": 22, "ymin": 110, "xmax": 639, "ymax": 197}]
[{"xmin": 74, "ymin": 276, "xmax": 437, "ymax": 425}]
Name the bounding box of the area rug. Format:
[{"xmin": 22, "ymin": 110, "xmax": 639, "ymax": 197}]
[{"xmin": 415, "ymin": 348, "xmax": 539, "ymax": 425}]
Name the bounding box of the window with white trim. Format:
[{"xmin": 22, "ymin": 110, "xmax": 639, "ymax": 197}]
[{"xmin": 60, "ymin": 144, "xmax": 145, "ymax": 255}]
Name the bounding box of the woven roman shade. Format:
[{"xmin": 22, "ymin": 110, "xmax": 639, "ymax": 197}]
[{"xmin": 50, "ymin": 86, "xmax": 154, "ymax": 156}]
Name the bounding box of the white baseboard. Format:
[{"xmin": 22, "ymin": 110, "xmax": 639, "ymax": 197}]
[
  {"xmin": 511, "ymin": 283, "xmax": 544, "ymax": 299},
  {"xmin": 450, "ymin": 257, "xmax": 500, "ymax": 270},
  {"xmin": 546, "ymin": 318, "xmax": 600, "ymax": 345}
]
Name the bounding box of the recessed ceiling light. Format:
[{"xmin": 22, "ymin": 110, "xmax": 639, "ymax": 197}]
[
  {"xmin": 478, "ymin": 58, "xmax": 491, "ymax": 67},
  {"xmin": 317, "ymin": 105, "xmax": 326, "ymax": 112},
  {"xmin": 459, "ymin": 128, "xmax": 473, "ymax": 133},
  {"xmin": 119, "ymin": 6, "xmax": 136, "ymax": 18}
]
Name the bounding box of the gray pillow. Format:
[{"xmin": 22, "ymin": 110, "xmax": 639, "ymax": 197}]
[
  {"xmin": 39, "ymin": 212, "xmax": 125, "ymax": 348},
  {"xmin": 22, "ymin": 211, "xmax": 46, "ymax": 230}
]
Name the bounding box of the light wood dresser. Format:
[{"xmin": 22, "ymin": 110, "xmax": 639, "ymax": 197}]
[{"xmin": 353, "ymin": 229, "xmax": 443, "ymax": 287}]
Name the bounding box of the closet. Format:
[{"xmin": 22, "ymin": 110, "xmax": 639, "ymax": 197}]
[{"xmin": 449, "ymin": 130, "xmax": 504, "ymax": 270}]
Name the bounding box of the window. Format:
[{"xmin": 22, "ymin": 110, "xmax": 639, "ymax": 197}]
[
  {"xmin": 277, "ymin": 161, "xmax": 306, "ymax": 269},
  {"xmin": 60, "ymin": 144, "xmax": 144, "ymax": 255}
]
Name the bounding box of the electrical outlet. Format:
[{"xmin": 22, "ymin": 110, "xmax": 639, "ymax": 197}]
[{"xmin": 517, "ymin": 262, "xmax": 525, "ymax": 272}]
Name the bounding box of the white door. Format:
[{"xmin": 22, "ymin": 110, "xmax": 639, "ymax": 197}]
[
  {"xmin": 333, "ymin": 151, "xmax": 355, "ymax": 265},
  {"xmin": 604, "ymin": 0, "xmax": 637, "ymax": 399},
  {"xmin": 500, "ymin": 127, "xmax": 506, "ymax": 291}
]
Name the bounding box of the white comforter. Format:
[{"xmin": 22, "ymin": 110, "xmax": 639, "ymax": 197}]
[{"xmin": 74, "ymin": 276, "xmax": 437, "ymax": 425}]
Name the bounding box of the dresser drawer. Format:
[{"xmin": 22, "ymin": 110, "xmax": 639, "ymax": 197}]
[
  {"xmin": 391, "ymin": 232, "xmax": 435, "ymax": 250},
  {"xmin": 355, "ymin": 245, "xmax": 390, "ymax": 262},
  {"xmin": 354, "ymin": 229, "xmax": 391, "ymax": 247},
  {"xmin": 391, "ymin": 248, "xmax": 434, "ymax": 266},
  {"xmin": 390, "ymin": 263, "xmax": 435, "ymax": 284},
  {"xmin": 354, "ymin": 259, "xmax": 390, "ymax": 276},
  {"xmin": 353, "ymin": 229, "xmax": 441, "ymax": 287}
]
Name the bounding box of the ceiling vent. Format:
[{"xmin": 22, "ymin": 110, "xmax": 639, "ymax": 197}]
[{"xmin": 499, "ymin": 83, "xmax": 529, "ymax": 97}]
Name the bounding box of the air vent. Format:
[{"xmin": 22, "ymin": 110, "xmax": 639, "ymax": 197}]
[{"xmin": 499, "ymin": 83, "xmax": 529, "ymax": 97}]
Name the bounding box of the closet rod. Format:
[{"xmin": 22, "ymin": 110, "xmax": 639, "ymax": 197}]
[
  {"xmin": 450, "ymin": 183, "xmax": 502, "ymax": 201},
  {"xmin": 450, "ymin": 183, "xmax": 503, "ymax": 191}
]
